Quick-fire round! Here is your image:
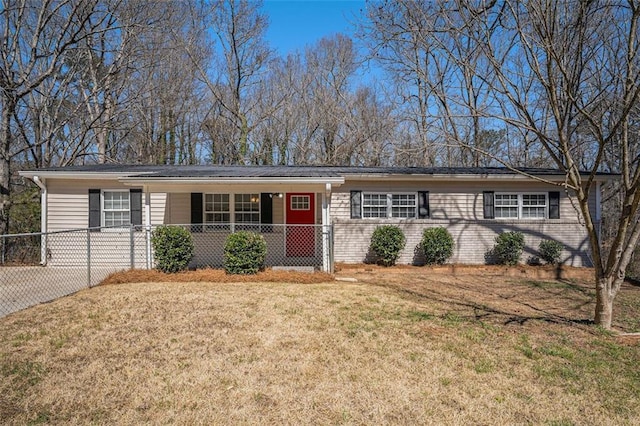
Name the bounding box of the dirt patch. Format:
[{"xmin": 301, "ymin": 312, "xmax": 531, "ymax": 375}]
[{"xmin": 100, "ymin": 268, "xmax": 334, "ymax": 286}]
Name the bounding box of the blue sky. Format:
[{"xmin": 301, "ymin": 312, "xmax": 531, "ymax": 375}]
[{"xmin": 261, "ymin": 0, "xmax": 365, "ymax": 55}]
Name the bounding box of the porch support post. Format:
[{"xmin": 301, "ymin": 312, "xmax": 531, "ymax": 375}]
[
  {"xmin": 322, "ymin": 183, "xmax": 332, "ymax": 273},
  {"xmin": 32, "ymin": 176, "xmax": 47, "ymax": 265},
  {"xmin": 145, "ymin": 186, "xmax": 152, "ymax": 269}
]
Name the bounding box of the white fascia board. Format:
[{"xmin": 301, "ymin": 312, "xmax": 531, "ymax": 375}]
[
  {"xmin": 118, "ymin": 176, "xmax": 345, "ymax": 185},
  {"xmin": 344, "ymin": 174, "xmax": 533, "ymax": 181},
  {"xmin": 18, "ymin": 171, "xmax": 154, "ymax": 180},
  {"xmin": 344, "ymin": 173, "xmax": 615, "ymax": 182}
]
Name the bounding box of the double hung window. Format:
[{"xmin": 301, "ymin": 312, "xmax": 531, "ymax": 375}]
[
  {"xmin": 494, "ymin": 193, "xmax": 547, "ymax": 219},
  {"xmin": 103, "ymin": 191, "xmax": 130, "ymax": 227},
  {"xmin": 362, "ymin": 193, "xmax": 417, "ymax": 218},
  {"xmin": 203, "ymin": 193, "xmax": 260, "ymax": 228}
]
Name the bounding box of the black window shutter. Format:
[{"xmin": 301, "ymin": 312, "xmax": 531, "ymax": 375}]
[
  {"xmin": 350, "ymin": 191, "xmax": 362, "ymax": 219},
  {"xmin": 260, "ymin": 193, "xmax": 273, "ymax": 232},
  {"xmin": 483, "ymin": 191, "xmax": 495, "ymax": 219},
  {"xmin": 89, "ymin": 189, "xmax": 101, "ymax": 231},
  {"xmin": 549, "ymin": 191, "xmax": 560, "ymax": 219},
  {"xmin": 190, "ymin": 192, "xmax": 203, "ymax": 232},
  {"xmin": 418, "ymin": 191, "xmax": 430, "ymax": 218},
  {"xmin": 130, "ymin": 189, "xmax": 142, "ymax": 226}
]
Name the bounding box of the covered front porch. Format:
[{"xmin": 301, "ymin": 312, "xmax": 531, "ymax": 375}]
[{"xmin": 124, "ymin": 175, "xmax": 343, "ymax": 273}]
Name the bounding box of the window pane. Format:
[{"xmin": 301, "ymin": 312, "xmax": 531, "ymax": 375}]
[
  {"xmin": 103, "ymin": 192, "xmax": 130, "ymax": 226},
  {"xmin": 104, "ymin": 211, "xmax": 129, "ymax": 227},
  {"xmin": 522, "ymin": 194, "xmax": 546, "ymax": 206},
  {"xmin": 363, "ymin": 207, "xmax": 387, "ymax": 218},
  {"xmin": 205, "ymin": 194, "xmax": 231, "ymax": 224},
  {"xmin": 495, "ymin": 194, "xmax": 518, "ymax": 207},
  {"xmin": 494, "ymin": 194, "xmax": 518, "ymax": 219},
  {"xmin": 363, "ymin": 194, "xmax": 387, "ymax": 206},
  {"xmin": 291, "ymin": 195, "xmax": 310, "ymax": 210},
  {"xmin": 495, "ymin": 207, "xmax": 518, "ymax": 218},
  {"xmin": 363, "ymin": 193, "xmax": 388, "ymax": 218},
  {"xmin": 234, "ymin": 194, "xmax": 260, "ymax": 223},
  {"xmin": 522, "ymin": 207, "xmax": 546, "ymax": 218},
  {"xmin": 391, "ymin": 194, "xmax": 416, "ymax": 218}
]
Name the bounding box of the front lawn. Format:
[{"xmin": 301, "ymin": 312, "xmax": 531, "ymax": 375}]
[{"xmin": 1, "ymin": 268, "xmax": 639, "ymax": 424}]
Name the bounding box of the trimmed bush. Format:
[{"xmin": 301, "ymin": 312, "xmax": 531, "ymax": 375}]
[
  {"xmin": 370, "ymin": 225, "xmax": 406, "ymax": 266},
  {"xmin": 223, "ymin": 231, "xmax": 267, "ymax": 274},
  {"xmin": 494, "ymin": 231, "xmax": 525, "ymax": 266},
  {"xmin": 539, "ymin": 239, "xmax": 563, "ymax": 265},
  {"xmin": 421, "ymin": 227, "xmax": 454, "ymax": 265},
  {"xmin": 151, "ymin": 225, "xmax": 194, "ymax": 273}
]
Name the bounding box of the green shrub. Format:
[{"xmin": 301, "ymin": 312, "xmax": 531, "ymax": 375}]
[
  {"xmin": 421, "ymin": 227, "xmax": 454, "ymax": 265},
  {"xmin": 539, "ymin": 239, "xmax": 563, "ymax": 265},
  {"xmin": 370, "ymin": 225, "xmax": 406, "ymax": 266},
  {"xmin": 494, "ymin": 231, "xmax": 525, "ymax": 266},
  {"xmin": 151, "ymin": 225, "xmax": 194, "ymax": 273},
  {"xmin": 223, "ymin": 231, "xmax": 267, "ymax": 274}
]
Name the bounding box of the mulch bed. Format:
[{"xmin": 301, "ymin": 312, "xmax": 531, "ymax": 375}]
[{"xmin": 100, "ymin": 268, "xmax": 334, "ymax": 285}]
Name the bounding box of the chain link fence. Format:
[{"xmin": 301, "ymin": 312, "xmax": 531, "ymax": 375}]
[{"xmin": 1, "ymin": 223, "xmax": 333, "ymax": 317}]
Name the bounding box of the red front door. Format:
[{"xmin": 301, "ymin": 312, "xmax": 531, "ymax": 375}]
[{"xmin": 286, "ymin": 193, "xmax": 315, "ymax": 257}]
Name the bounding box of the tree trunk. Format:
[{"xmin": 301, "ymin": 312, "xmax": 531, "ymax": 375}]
[
  {"xmin": 594, "ymin": 275, "xmax": 623, "ymax": 329},
  {"xmin": 0, "ymin": 95, "xmax": 14, "ymax": 235}
]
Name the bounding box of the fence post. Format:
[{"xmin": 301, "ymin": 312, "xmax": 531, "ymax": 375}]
[
  {"xmin": 40, "ymin": 232, "xmax": 47, "ymax": 265},
  {"xmin": 330, "ymin": 224, "xmax": 334, "ymax": 273},
  {"xmin": 145, "ymin": 225, "xmax": 151, "ymax": 269},
  {"xmin": 130, "ymin": 224, "xmax": 135, "ymax": 269},
  {"xmin": 87, "ymin": 228, "xmax": 91, "ymax": 287}
]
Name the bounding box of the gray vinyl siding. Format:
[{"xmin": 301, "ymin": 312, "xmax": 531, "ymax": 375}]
[
  {"xmin": 47, "ymin": 179, "xmax": 166, "ymax": 231},
  {"xmin": 332, "ymin": 180, "xmax": 597, "ymax": 267},
  {"xmin": 332, "ymin": 181, "xmax": 596, "ymax": 221},
  {"xmin": 45, "ymin": 179, "xmax": 165, "ymax": 267},
  {"xmin": 42, "ymin": 177, "xmax": 598, "ymax": 268}
]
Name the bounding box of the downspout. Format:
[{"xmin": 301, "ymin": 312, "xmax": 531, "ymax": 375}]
[{"xmin": 32, "ymin": 176, "xmax": 47, "ymax": 265}]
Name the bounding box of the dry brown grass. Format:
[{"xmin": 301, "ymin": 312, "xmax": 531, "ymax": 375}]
[{"xmin": 1, "ymin": 267, "xmax": 639, "ymax": 425}]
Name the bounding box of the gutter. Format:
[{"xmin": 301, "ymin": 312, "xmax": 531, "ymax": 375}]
[{"xmin": 32, "ymin": 176, "xmax": 48, "ymax": 265}]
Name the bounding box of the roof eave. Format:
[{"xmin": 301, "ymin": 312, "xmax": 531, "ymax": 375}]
[
  {"xmin": 118, "ymin": 176, "xmax": 345, "ymax": 185},
  {"xmin": 18, "ymin": 171, "xmax": 151, "ymax": 180},
  {"xmin": 343, "ymin": 172, "xmax": 616, "ymax": 182}
]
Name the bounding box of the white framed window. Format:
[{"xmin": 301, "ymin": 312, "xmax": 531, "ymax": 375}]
[
  {"xmin": 522, "ymin": 194, "xmax": 547, "ymax": 219},
  {"xmin": 235, "ymin": 193, "xmax": 260, "ymax": 224},
  {"xmin": 495, "ymin": 194, "xmax": 519, "ymax": 219},
  {"xmin": 204, "ymin": 194, "xmax": 260, "ymax": 228},
  {"xmin": 363, "ymin": 193, "xmax": 388, "ymax": 218},
  {"xmin": 392, "ymin": 194, "xmax": 417, "ymax": 218},
  {"xmin": 102, "ymin": 190, "xmax": 130, "ymax": 227},
  {"xmin": 362, "ymin": 192, "xmax": 417, "ymax": 218},
  {"xmin": 290, "ymin": 195, "xmax": 310, "ymax": 210},
  {"xmin": 204, "ymin": 194, "xmax": 230, "ymax": 227},
  {"xmin": 495, "ymin": 193, "xmax": 547, "ymax": 219}
]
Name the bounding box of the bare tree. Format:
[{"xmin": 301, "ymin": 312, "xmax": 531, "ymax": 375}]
[
  {"xmin": 443, "ymin": 0, "xmax": 640, "ymax": 328},
  {"xmin": 0, "ymin": 0, "xmax": 120, "ymax": 233},
  {"xmin": 207, "ymin": 0, "xmax": 271, "ymax": 164}
]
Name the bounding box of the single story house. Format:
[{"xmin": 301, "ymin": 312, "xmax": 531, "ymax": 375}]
[{"xmin": 18, "ymin": 165, "xmax": 612, "ymax": 272}]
